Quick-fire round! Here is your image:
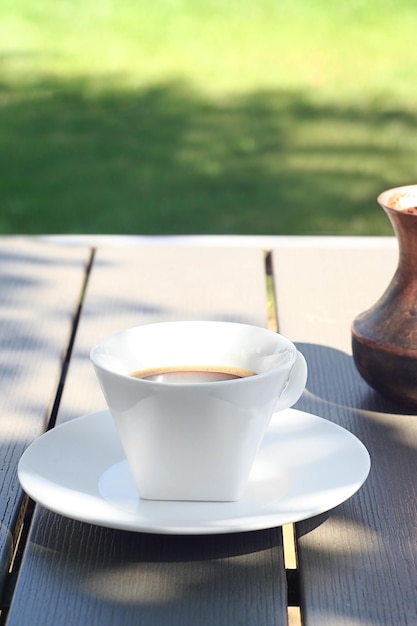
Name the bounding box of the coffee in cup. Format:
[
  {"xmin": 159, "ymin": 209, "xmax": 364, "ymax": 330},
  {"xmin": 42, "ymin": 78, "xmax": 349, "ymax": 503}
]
[{"xmin": 130, "ymin": 365, "xmax": 256, "ymax": 383}]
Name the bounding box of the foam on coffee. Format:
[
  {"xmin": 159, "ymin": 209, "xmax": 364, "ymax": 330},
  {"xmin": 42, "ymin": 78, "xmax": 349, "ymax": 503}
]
[{"xmin": 130, "ymin": 365, "xmax": 256, "ymax": 383}]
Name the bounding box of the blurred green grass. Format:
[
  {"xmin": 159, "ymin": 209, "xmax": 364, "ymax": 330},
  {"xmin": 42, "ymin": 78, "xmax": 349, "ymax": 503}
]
[{"xmin": 1, "ymin": 0, "xmax": 417, "ymax": 235}]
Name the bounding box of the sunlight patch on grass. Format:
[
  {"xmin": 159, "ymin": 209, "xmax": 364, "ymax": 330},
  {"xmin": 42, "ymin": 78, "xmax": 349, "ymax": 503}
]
[{"xmin": 1, "ymin": 1, "xmax": 417, "ymax": 102}]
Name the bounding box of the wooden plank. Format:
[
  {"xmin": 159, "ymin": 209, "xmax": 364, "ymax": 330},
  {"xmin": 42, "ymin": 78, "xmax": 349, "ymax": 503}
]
[
  {"xmin": 272, "ymin": 244, "xmax": 417, "ymax": 626},
  {"xmin": 8, "ymin": 244, "xmax": 288, "ymax": 626},
  {"xmin": 0, "ymin": 238, "xmax": 89, "ymax": 592},
  {"xmin": 9, "ymin": 519, "xmax": 285, "ymax": 626}
]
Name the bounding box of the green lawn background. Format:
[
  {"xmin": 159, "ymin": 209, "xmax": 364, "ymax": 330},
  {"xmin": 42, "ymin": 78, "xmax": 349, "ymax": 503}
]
[{"xmin": 1, "ymin": 0, "xmax": 417, "ymax": 235}]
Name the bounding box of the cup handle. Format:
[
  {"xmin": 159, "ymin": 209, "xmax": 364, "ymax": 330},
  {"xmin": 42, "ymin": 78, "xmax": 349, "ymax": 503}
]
[{"xmin": 275, "ymin": 350, "xmax": 308, "ymax": 411}]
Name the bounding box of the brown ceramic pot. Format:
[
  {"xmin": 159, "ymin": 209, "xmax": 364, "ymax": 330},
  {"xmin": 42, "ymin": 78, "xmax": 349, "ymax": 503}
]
[{"xmin": 352, "ymin": 184, "xmax": 417, "ymax": 409}]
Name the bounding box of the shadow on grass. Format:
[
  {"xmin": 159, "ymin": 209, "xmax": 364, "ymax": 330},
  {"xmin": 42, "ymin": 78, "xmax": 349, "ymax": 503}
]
[{"xmin": 1, "ymin": 74, "xmax": 415, "ymax": 235}]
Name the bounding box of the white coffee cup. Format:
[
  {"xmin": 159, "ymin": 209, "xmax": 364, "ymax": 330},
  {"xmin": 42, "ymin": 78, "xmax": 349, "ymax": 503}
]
[{"xmin": 90, "ymin": 321, "xmax": 307, "ymax": 502}]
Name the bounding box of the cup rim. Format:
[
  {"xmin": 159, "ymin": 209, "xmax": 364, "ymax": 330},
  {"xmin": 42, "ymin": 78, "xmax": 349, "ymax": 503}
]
[{"xmin": 90, "ymin": 320, "xmax": 298, "ymax": 387}]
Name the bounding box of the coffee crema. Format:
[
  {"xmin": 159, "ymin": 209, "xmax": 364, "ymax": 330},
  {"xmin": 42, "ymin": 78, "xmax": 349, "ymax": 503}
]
[{"xmin": 129, "ymin": 365, "xmax": 256, "ymax": 383}]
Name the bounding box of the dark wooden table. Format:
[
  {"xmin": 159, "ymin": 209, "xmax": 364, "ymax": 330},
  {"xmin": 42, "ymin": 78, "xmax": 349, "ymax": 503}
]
[{"xmin": 0, "ymin": 235, "xmax": 415, "ymax": 625}]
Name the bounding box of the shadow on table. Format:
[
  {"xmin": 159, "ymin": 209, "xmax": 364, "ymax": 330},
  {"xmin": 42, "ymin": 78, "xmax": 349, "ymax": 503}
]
[
  {"xmin": 9, "ymin": 515, "xmax": 286, "ymax": 625},
  {"xmin": 293, "ymin": 342, "xmax": 417, "ymax": 625},
  {"xmin": 294, "ymin": 341, "xmax": 417, "ymax": 535}
]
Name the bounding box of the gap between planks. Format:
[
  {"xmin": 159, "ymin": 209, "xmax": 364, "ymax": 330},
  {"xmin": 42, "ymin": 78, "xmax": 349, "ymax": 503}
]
[{"xmin": 266, "ymin": 253, "xmax": 303, "ymax": 626}]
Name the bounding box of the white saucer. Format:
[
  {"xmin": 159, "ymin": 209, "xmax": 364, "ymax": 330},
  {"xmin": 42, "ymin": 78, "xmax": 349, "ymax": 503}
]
[{"xmin": 18, "ymin": 409, "xmax": 370, "ymax": 535}]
